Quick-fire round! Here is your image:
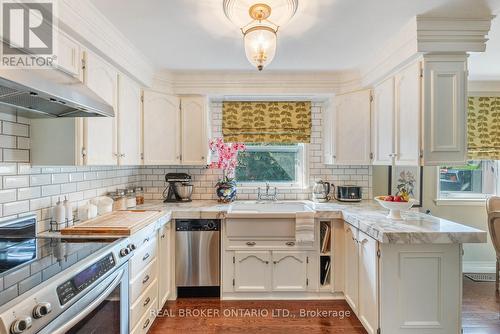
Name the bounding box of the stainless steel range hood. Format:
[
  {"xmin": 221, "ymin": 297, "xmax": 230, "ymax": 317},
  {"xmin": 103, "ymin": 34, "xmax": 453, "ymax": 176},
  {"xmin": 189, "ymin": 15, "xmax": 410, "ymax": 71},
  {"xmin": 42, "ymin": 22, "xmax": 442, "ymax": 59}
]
[{"xmin": 0, "ymin": 68, "xmax": 114, "ymax": 118}]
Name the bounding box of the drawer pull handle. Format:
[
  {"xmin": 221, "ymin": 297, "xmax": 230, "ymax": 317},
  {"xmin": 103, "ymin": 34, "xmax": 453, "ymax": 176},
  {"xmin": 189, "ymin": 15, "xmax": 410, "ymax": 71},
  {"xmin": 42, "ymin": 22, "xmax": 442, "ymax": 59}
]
[
  {"xmin": 265, "ymin": 261, "xmax": 269, "ymax": 264},
  {"xmin": 143, "ymin": 253, "xmax": 150, "ymax": 261},
  {"xmin": 144, "ymin": 237, "xmax": 150, "ymax": 243},
  {"xmin": 246, "ymin": 241, "xmax": 256, "ymax": 246},
  {"xmin": 143, "ymin": 318, "xmax": 150, "ymax": 329},
  {"xmin": 285, "ymin": 241, "xmax": 295, "ymax": 246},
  {"xmin": 143, "ymin": 297, "xmax": 151, "ymax": 307},
  {"xmin": 161, "ymin": 234, "xmax": 165, "ymax": 239},
  {"xmin": 142, "ymin": 275, "xmax": 150, "ymax": 284}
]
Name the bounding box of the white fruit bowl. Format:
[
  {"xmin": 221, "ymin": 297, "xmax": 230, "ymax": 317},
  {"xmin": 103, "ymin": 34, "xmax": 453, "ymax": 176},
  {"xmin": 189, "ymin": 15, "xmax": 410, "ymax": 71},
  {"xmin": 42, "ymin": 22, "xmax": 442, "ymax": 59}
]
[{"xmin": 375, "ymin": 196, "xmax": 416, "ymax": 220}]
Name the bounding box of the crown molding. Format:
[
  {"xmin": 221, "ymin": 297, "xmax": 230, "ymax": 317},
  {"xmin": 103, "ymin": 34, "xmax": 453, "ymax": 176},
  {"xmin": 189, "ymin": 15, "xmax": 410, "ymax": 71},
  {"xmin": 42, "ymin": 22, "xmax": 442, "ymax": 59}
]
[
  {"xmin": 361, "ymin": 16, "xmax": 493, "ymax": 87},
  {"xmin": 152, "ymin": 70, "xmax": 362, "ymax": 96},
  {"xmin": 58, "ymin": 0, "xmax": 155, "ymax": 86}
]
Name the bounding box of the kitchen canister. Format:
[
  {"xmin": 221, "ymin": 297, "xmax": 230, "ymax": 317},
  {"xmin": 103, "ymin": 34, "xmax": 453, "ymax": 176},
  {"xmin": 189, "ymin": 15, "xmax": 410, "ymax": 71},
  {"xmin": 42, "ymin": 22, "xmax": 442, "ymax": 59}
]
[{"xmin": 109, "ymin": 190, "xmax": 127, "ymax": 211}]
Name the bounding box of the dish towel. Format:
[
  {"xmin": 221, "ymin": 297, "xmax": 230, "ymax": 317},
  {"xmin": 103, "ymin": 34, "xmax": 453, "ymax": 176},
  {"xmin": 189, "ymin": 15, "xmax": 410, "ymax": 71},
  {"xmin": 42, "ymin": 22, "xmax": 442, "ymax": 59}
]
[{"xmin": 295, "ymin": 211, "xmax": 315, "ymax": 243}]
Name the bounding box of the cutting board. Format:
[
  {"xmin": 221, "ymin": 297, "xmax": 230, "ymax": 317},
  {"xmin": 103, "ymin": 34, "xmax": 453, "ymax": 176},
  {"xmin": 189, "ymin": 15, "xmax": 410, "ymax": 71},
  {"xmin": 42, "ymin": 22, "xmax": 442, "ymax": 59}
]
[{"xmin": 61, "ymin": 210, "xmax": 163, "ymax": 236}]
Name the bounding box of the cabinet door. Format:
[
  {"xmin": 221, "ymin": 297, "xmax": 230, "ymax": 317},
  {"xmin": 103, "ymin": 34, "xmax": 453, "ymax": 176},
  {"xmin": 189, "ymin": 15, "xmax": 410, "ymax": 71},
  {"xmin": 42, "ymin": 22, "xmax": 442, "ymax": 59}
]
[
  {"xmin": 180, "ymin": 96, "xmax": 208, "ymax": 165},
  {"xmin": 322, "ymin": 96, "xmax": 335, "ymax": 165},
  {"xmin": 117, "ymin": 74, "xmax": 142, "ymax": 165},
  {"xmin": 422, "ymin": 57, "xmax": 467, "ymax": 165},
  {"xmin": 372, "ymin": 78, "xmax": 395, "ymax": 165},
  {"xmin": 142, "ymin": 91, "xmax": 181, "ymax": 165},
  {"xmin": 56, "ymin": 32, "xmax": 82, "ymax": 79},
  {"xmin": 344, "ymin": 224, "xmax": 359, "ymax": 314},
  {"xmin": 358, "ymin": 231, "xmax": 379, "ymax": 334},
  {"xmin": 83, "ymin": 51, "xmax": 118, "ymax": 165},
  {"xmin": 271, "ymin": 252, "xmax": 307, "ymax": 291},
  {"xmin": 158, "ymin": 224, "xmax": 171, "ymax": 308},
  {"xmin": 395, "ymin": 61, "xmax": 421, "ymax": 166},
  {"xmin": 334, "ymin": 90, "xmax": 372, "ymax": 165},
  {"xmin": 234, "ymin": 251, "xmax": 271, "ymax": 292}
]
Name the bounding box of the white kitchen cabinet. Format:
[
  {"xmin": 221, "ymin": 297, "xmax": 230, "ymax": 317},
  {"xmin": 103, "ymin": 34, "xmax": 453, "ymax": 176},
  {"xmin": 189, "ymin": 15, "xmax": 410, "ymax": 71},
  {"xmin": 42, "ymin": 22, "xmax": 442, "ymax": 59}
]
[
  {"xmin": 421, "ymin": 56, "xmax": 467, "ymax": 165},
  {"xmin": 83, "ymin": 50, "xmax": 118, "ymax": 165},
  {"xmin": 344, "ymin": 224, "xmax": 359, "ymax": 314},
  {"xmin": 331, "ymin": 90, "xmax": 372, "ymax": 165},
  {"xmin": 234, "ymin": 251, "xmax": 272, "ymax": 292},
  {"xmin": 56, "ymin": 32, "xmax": 82, "ymax": 79},
  {"xmin": 271, "ymin": 251, "xmax": 307, "ymax": 291},
  {"xmin": 158, "ymin": 223, "xmax": 172, "ymax": 308},
  {"xmin": 117, "ymin": 74, "xmax": 142, "ymax": 165},
  {"xmin": 394, "ymin": 61, "xmax": 421, "ymax": 166},
  {"xmin": 142, "ymin": 91, "xmax": 181, "ymax": 165},
  {"xmin": 181, "ymin": 96, "xmax": 209, "ymax": 165},
  {"xmin": 357, "ymin": 231, "xmax": 379, "ymax": 334},
  {"xmin": 372, "ymin": 78, "xmax": 395, "ymax": 165}
]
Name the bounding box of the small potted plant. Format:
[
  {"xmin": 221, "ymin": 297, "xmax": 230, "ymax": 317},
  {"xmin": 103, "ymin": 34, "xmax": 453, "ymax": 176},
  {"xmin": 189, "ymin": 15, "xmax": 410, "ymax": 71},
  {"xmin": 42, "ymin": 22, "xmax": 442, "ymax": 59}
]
[{"xmin": 208, "ymin": 138, "xmax": 246, "ymax": 203}]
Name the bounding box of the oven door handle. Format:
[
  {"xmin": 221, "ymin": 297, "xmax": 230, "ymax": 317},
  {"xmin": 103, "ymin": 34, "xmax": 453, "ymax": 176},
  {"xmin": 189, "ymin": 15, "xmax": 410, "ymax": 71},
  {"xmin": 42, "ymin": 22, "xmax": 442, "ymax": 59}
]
[{"xmin": 50, "ymin": 268, "xmax": 125, "ymax": 334}]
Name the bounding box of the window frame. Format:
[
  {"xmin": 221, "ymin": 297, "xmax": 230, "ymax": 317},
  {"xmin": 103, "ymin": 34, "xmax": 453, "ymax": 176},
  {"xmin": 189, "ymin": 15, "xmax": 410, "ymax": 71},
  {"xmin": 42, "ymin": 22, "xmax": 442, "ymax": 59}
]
[
  {"xmin": 435, "ymin": 161, "xmax": 499, "ymax": 204},
  {"xmin": 236, "ymin": 143, "xmax": 309, "ymax": 189}
]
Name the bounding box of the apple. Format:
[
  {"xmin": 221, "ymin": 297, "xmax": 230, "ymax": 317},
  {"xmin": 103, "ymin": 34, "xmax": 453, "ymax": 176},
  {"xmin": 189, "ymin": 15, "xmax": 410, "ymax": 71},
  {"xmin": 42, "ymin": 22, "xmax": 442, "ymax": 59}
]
[
  {"xmin": 384, "ymin": 196, "xmax": 394, "ymax": 202},
  {"xmin": 393, "ymin": 196, "xmax": 403, "ymax": 202}
]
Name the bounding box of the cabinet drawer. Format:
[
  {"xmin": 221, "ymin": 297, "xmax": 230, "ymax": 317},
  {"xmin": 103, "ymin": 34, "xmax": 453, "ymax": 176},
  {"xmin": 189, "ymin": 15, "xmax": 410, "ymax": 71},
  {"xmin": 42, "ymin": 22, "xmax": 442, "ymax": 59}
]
[
  {"xmin": 130, "ymin": 236, "xmax": 157, "ymax": 277},
  {"xmin": 131, "ymin": 296, "xmax": 157, "ymax": 334},
  {"xmin": 227, "ymin": 239, "xmax": 314, "ymax": 251},
  {"xmin": 131, "ymin": 224, "xmax": 157, "ymax": 248},
  {"xmin": 130, "ymin": 279, "xmax": 158, "ymax": 329},
  {"xmin": 130, "ymin": 258, "xmax": 157, "ymax": 302}
]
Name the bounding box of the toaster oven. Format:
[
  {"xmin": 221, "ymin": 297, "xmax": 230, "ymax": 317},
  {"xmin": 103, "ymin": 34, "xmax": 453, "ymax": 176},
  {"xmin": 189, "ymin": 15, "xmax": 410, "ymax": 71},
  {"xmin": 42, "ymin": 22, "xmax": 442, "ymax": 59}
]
[{"xmin": 336, "ymin": 185, "xmax": 362, "ymax": 202}]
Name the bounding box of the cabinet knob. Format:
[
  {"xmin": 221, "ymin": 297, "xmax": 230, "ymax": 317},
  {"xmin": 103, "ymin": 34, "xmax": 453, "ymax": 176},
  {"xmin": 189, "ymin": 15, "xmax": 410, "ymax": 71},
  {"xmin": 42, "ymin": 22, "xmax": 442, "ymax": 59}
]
[
  {"xmin": 246, "ymin": 241, "xmax": 256, "ymax": 246},
  {"xmin": 201, "ymin": 156, "xmax": 205, "ymax": 160},
  {"xmin": 285, "ymin": 241, "xmax": 295, "ymax": 246}
]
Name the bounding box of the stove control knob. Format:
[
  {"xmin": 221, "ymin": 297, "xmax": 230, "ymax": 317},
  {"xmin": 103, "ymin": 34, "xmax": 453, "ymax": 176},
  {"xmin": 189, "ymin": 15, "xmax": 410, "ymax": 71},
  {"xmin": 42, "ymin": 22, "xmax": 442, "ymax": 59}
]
[
  {"xmin": 128, "ymin": 244, "xmax": 136, "ymax": 251},
  {"xmin": 206, "ymin": 222, "xmax": 215, "ymax": 230},
  {"xmin": 10, "ymin": 317, "xmax": 32, "ymax": 334},
  {"xmin": 119, "ymin": 248, "xmax": 130, "ymax": 257},
  {"xmin": 33, "ymin": 302, "xmax": 52, "ymax": 319}
]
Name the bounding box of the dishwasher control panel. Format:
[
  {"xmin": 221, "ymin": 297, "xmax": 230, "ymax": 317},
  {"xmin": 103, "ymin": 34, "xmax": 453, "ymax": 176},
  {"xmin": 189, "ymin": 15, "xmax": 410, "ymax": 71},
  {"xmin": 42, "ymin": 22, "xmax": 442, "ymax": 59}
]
[{"xmin": 175, "ymin": 219, "xmax": 220, "ymax": 231}]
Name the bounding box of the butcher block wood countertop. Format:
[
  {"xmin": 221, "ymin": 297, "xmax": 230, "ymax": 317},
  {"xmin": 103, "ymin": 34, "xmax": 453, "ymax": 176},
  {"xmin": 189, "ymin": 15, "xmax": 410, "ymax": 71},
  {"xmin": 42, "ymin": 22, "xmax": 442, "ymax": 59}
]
[{"xmin": 61, "ymin": 210, "xmax": 167, "ymax": 236}]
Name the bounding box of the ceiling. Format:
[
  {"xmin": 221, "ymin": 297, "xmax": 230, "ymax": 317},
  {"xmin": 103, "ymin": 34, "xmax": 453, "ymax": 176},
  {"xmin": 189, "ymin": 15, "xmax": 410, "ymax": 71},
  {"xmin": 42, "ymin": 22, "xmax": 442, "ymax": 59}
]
[{"xmin": 91, "ymin": 0, "xmax": 500, "ymax": 78}]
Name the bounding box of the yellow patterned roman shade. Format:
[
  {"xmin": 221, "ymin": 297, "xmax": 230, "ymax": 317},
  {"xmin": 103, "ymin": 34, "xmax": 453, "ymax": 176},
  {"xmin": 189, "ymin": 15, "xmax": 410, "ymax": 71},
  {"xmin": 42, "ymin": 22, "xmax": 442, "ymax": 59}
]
[
  {"xmin": 468, "ymin": 96, "xmax": 500, "ymax": 159},
  {"xmin": 222, "ymin": 101, "xmax": 312, "ymax": 143}
]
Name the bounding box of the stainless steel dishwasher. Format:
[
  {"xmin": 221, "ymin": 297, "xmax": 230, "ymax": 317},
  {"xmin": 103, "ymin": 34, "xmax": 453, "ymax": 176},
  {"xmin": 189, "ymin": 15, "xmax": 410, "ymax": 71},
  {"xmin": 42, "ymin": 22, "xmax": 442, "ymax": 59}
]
[{"xmin": 175, "ymin": 219, "xmax": 220, "ymax": 297}]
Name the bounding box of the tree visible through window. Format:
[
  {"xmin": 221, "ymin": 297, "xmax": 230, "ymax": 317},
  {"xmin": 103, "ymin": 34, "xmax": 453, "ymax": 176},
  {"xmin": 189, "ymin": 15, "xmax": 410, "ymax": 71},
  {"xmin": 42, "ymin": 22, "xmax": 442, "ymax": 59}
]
[
  {"xmin": 438, "ymin": 161, "xmax": 498, "ymax": 199},
  {"xmin": 235, "ymin": 144, "xmax": 303, "ymax": 185}
]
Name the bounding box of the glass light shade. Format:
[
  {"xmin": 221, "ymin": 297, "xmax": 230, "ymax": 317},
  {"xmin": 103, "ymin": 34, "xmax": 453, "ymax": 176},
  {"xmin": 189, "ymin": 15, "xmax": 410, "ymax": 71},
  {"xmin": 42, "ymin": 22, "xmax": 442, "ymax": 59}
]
[{"xmin": 243, "ymin": 26, "xmax": 277, "ymax": 71}]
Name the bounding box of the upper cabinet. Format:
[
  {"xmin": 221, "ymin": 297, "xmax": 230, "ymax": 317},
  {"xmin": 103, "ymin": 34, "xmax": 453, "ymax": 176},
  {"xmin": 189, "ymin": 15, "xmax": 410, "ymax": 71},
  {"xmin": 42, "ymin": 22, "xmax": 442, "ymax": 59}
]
[
  {"xmin": 372, "ymin": 77, "xmax": 395, "ymax": 165},
  {"xmin": 326, "ymin": 90, "xmax": 371, "ymax": 165},
  {"xmin": 180, "ymin": 96, "xmax": 209, "ymax": 165},
  {"xmin": 421, "ymin": 57, "xmax": 467, "ymax": 165},
  {"xmin": 56, "ymin": 32, "xmax": 82, "ymax": 80},
  {"xmin": 83, "ymin": 50, "xmax": 118, "ymax": 166},
  {"xmin": 117, "ymin": 74, "xmax": 142, "ymax": 165},
  {"xmin": 142, "ymin": 91, "xmax": 209, "ymax": 166},
  {"xmin": 142, "ymin": 91, "xmax": 181, "ymax": 165},
  {"xmin": 370, "ymin": 56, "xmax": 467, "ymax": 166}
]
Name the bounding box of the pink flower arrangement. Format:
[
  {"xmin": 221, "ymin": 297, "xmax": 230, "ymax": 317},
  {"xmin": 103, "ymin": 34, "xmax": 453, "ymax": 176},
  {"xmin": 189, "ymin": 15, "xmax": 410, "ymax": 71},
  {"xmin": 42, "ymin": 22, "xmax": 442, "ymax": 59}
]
[{"xmin": 208, "ymin": 138, "xmax": 246, "ymax": 179}]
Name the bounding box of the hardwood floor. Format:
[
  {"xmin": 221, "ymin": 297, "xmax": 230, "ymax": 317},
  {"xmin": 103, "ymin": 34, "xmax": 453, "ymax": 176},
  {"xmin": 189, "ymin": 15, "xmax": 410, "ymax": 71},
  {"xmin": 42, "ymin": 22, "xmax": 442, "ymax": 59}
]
[
  {"xmin": 149, "ymin": 277, "xmax": 500, "ymax": 334},
  {"xmin": 462, "ymin": 277, "xmax": 500, "ymax": 334}
]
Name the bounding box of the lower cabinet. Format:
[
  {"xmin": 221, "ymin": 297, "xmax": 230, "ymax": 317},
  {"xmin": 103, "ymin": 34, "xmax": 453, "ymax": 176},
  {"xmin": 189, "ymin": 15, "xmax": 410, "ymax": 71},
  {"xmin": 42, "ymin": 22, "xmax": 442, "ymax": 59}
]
[
  {"xmin": 344, "ymin": 224, "xmax": 359, "ymax": 314},
  {"xmin": 230, "ymin": 250, "xmax": 313, "ymax": 293},
  {"xmin": 158, "ymin": 223, "xmax": 172, "ymax": 308}
]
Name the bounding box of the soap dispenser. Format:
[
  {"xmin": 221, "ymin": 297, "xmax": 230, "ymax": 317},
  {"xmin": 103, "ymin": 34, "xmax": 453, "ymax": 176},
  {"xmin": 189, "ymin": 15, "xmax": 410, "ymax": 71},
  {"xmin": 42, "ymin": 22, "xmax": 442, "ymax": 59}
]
[
  {"xmin": 63, "ymin": 196, "xmax": 73, "ymax": 226},
  {"xmin": 54, "ymin": 197, "xmax": 66, "ymax": 228}
]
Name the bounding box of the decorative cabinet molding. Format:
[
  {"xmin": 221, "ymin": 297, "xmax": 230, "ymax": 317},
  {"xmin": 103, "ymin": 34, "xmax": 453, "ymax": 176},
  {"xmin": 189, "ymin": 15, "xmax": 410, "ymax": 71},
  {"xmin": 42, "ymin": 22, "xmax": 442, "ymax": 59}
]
[
  {"xmin": 234, "ymin": 251, "xmax": 272, "ymax": 292},
  {"xmin": 56, "ymin": 31, "xmax": 82, "ymax": 80},
  {"xmin": 343, "ymin": 224, "xmax": 359, "ymax": 314},
  {"xmin": 158, "ymin": 224, "xmax": 173, "ymax": 308},
  {"xmin": 357, "ymin": 231, "xmax": 379, "ymax": 334}
]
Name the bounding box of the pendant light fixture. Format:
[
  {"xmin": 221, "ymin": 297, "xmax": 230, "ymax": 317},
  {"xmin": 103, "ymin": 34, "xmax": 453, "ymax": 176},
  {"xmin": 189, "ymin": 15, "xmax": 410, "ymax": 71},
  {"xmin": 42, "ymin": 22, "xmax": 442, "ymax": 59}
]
[{"xmin": 223, "ymin": 0, "xmax": 298, "ymax": 71}]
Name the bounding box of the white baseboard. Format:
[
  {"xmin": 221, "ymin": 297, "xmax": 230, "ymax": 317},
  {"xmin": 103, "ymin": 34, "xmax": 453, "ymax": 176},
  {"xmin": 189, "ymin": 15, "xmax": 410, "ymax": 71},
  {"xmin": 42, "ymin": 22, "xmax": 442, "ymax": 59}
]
[{"xmin": 463, "ymin": 261, "xmax": 496, "ymax": 274}]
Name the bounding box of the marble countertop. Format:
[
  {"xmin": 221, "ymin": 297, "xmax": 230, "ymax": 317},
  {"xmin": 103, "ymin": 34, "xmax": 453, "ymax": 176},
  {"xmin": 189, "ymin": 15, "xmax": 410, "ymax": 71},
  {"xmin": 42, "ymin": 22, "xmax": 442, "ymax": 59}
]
[{"xmin": 136, "ymin": 200, "xmax": 487, "ymax": 245}]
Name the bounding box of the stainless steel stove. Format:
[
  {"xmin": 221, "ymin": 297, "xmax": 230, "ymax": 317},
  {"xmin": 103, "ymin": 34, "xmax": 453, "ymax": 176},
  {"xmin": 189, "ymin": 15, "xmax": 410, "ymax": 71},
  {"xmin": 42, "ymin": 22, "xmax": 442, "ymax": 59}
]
[{"xmin": 0, "ymin": 215, "xmax": 136, "ymax": 334}]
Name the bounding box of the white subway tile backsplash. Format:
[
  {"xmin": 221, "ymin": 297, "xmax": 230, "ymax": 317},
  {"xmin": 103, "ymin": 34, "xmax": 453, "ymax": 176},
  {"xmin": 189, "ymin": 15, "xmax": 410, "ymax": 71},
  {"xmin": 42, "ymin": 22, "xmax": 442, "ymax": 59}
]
[
  {"xmin": 30, "ymin": 174, "xmax": 51, "ymax": 186},
  {"xmin": 17, "ymin": 187, "xmax": 41, "ymax": 200},
  {"xmin": 0, "ymin": 190, "xmax": 16, "ymax": 203},
  {"xmin": 41, "ymin": 185, "xmax": 60, "ymax": 197},
  {"xmin": 3, "ymin": 201, "xmax": 30, "ymax": 216},
  {"xmin": 3, "ymin": 149, "xmax": 29, "ymax": 162},
  {"xmin": 0, "ymin": 135, "xmax": 16, "ymax": 149},
  {"xmin": 17, "ymin": 137, "xmax": 29, "ymax": 150},
  {"xmin": 0, "ymin": 163, "xmax": 17, "ymax": 175},
  {"xmin": 52, "ymin": 173, "xmax": 69, "ymax": 184},
  {"xmin": 3, "ymin": 175, "xmax": 29, "ymax": 189},
  {"xmin": 2, "ymin": 122, "xmax": 28, "ymax": 137}
]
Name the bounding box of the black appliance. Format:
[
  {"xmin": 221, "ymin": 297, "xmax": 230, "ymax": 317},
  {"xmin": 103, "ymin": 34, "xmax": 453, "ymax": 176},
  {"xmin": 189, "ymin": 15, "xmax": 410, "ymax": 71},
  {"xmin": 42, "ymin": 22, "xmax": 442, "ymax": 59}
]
[
  {"xmin": 336, "ymin": 185, "xmax": 363, "ymax": 202},
  {"xmin": 163, "ymin": 173, "xmax": 193, "ymax": 203}
]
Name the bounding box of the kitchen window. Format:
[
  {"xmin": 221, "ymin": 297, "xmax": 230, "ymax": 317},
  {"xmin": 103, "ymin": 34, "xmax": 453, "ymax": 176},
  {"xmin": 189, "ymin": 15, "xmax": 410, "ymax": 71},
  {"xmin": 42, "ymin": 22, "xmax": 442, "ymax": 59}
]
[
  {"xmin": 437, "ymin": 161, "xmax": 499, "ymax": 202},
  {"xmin": 235, "ymin": 144, "xmax": 306, "ymax": 188}
]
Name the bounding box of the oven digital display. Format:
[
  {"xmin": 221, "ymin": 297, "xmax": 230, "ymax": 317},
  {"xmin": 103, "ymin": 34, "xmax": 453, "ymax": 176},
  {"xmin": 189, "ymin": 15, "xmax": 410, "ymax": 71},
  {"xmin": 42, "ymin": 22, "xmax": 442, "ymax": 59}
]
[{"xmin": 57, "ymin": 253, "xmax": 115, "ymax": 305}]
